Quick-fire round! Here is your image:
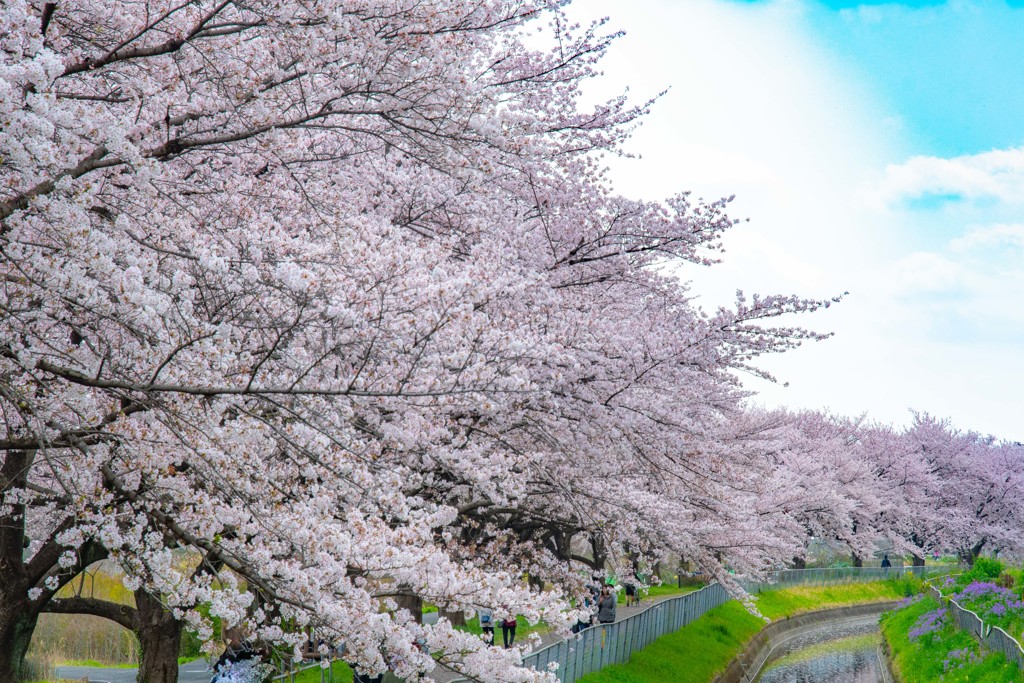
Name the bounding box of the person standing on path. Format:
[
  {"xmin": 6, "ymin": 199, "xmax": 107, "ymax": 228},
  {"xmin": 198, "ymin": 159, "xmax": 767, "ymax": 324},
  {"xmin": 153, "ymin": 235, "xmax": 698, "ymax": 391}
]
[
  {"xmin": 597, "ymin": 586, "xmax": 617, "ymax": 624},
  {"xmin": 477, "ymin": 607, "xmax": 495, "ymax": 645},
  {"xmin": 624, "ymin": 580, "xmax": 639, "ymax": 607},
  {"xmin": 501, "ymin": 614, "xmax": 518, "ymax": 648}
]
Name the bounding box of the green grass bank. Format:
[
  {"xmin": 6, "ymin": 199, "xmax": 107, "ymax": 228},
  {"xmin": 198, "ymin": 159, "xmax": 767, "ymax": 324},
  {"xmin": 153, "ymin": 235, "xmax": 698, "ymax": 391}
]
[
  {"xmin": 880, "ymin": 593, "xmax": 1023, "ymax": 683},
  {"xmin": 577, "ymin": 579, "xmax": 910, "ymax": 683}
]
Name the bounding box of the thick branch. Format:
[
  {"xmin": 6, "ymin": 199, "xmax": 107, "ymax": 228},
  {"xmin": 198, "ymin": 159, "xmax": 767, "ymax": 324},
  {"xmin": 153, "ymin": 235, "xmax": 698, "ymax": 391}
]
[{"xmin": 44, "ymin": 597, "xmax": 138, "ymax": 631}]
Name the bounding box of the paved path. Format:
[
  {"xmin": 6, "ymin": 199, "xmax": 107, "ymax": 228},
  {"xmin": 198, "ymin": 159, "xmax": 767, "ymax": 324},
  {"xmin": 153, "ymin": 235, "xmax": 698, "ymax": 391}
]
[{"xmin": 55, "ymin": 658, "xmax": 211, "ymax": 683}]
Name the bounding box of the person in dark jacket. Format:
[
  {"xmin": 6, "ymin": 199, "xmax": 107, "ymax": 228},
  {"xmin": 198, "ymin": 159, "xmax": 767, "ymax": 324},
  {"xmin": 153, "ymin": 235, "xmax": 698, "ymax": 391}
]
[
  {"xmin": 477, "ymin": 607, "xmax": 495, "ymax": 645},
  {"xmin": 881, "ymin": 554, "xmax": 892, "ymax": 568},
  {"xmin": 210, "ymin": 627, "xmax": 264, "ymax": 682},
  {"xmin": 597, "ymin": 586, "xmax": 617, "ymax": 624},
  {"xmin": 501, "ymin": 614, "xmax": 518, "ymax": 648}
]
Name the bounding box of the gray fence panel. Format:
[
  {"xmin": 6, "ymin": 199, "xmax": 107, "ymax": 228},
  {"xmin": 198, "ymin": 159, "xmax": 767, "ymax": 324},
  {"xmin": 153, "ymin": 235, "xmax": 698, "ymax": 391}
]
[{"xmin": 929, "ymin": 577, "xmax": 1024, "ymax": 673}]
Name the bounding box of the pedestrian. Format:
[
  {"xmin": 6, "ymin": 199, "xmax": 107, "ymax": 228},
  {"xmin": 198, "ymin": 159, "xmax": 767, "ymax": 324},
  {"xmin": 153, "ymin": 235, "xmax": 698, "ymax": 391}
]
[
  {"xmin": 597, "ymin": 585, "xmax": 617, "ymax": 624},
  {"xmin": 477, "ymin": 607, "xmax": 495, "ymax": 645},
  {"xmin": 881, "ymin": 554, "xmax": 892, "ymax": 568},
  {"xmin": 501, "ymin": 613, "xmax": 518, "ymax": 648},
  {"xmin": 352, "ymin": 672, "xmax": 384, "ymax": 683},
  {"xmin": 624, "ymin": 580, "xmax": 638, "ymax": 607},
  {"xmin": 572, "ymin": 594, "xmax": 594, "ymax": 634},
  {"xmin": 210, "ymin": 626, "xmax": 264, "ymax": 683}
]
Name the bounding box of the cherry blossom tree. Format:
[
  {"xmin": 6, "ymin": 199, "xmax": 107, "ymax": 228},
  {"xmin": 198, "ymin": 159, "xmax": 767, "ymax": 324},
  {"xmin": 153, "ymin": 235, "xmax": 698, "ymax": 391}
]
[{"xmin": 2, "ymin": 1, "xmax": 846, "ymax": 681}]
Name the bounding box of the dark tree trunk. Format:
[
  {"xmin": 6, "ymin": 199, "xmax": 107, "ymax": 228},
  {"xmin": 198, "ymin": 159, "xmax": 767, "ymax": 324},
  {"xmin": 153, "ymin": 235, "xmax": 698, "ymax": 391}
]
[
  {"xmin": 1, "ymin": 449, "xmax": 110, "ymax": 683},
  {"xmin": 136, "ymin": 589, "xmax": 182, "ymax": 683},
  {"xmin": 395, "ymin": 591, "xmax": 423, "ymax": 624},
  {"xmin": 0, "ymin": 450, "xmax": 38, "ymax": 683},
  {"xmin": 912, "ymin": 554, "xmax": 926, "ymax": 567},
  {"xmin": 591, "ymin": 537, "xmax": 608, "ymax": 576},
  {"xmin": 0, "ymin": 596, "xmax": 37, "ymax": 683},
  {"xmin": 970, "ymin": 538, "xmax": 986, "ymax": 565},
  {"xmin": 852, "ymin": 553, "xmax": 863, "ymax": 568},
  {"xmin": 440, "ymin": 607, "xmax": 467, "ymax": 627},
  {"xmin": 792, "ymin": 556, "xmax": 806, "ymax": 570}
]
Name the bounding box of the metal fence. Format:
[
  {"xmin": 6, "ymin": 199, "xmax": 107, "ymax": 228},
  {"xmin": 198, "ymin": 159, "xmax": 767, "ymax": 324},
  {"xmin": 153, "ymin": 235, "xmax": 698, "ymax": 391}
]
[
  {"xmin": 739, "ymin": 564, "xmax": 957, "ymax": 593},
  {"xmin": 514, "ymin": 582, "xmax": 731, "ymax": 683},
  {"xmin": 445, "ymin": 565, "xmax": 954, "ymax": 683},
  {"xmin": 929, "ymin": 583, "xmax": 1024, "ymax": 671}
]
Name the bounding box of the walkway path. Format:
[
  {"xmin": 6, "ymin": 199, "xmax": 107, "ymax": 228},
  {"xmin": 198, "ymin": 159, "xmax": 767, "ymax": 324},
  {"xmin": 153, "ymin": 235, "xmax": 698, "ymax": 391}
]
[{"xmin": 55, "ymin": 657, "xmax": 211, "ymax": 683}]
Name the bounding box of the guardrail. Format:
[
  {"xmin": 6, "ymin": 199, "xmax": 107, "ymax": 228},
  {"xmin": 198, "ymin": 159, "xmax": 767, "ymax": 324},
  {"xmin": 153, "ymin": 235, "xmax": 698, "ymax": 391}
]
[
  {"xmin": 928, "ymin": 582, "xmax": 1024, "ymax": 671},
  {"xmin": 444, "ymin": 565, "xmax": 955, "ymax": 683}
]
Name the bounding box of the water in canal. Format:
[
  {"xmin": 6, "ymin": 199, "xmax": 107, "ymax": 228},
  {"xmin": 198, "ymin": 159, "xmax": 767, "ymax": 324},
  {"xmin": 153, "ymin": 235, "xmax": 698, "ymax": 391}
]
[{"xmin": 752, "ymin": 617, "xmax": 886, "ymax": 683}]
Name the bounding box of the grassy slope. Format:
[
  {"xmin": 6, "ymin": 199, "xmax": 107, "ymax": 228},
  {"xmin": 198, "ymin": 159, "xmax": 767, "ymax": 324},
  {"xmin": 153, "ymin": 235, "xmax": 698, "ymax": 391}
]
[
  {"xmin": 881, "ymin": 595, "xmax": 1024, "ymax": 683},
  {"xmin": 577, "ymin": 580, "xmax": 906, "ymax": 683},
  {"xmin": 292, "ymin": 660, "xmax": 355, "ymax": 683}
]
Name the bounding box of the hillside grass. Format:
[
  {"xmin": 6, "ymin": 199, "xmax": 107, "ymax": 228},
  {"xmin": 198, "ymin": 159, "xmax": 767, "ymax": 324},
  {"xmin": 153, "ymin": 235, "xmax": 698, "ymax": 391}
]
[
  {"xmin": 577, "ymin": 579, "xmax": 907, "ymax": 683},
  {"xmin": 291, "ymin": 660, "xmax": 355, "ymax": 683},
  {"xmin": 881, "ymin": 594, "xmax": 1024, "ymax": 683}
]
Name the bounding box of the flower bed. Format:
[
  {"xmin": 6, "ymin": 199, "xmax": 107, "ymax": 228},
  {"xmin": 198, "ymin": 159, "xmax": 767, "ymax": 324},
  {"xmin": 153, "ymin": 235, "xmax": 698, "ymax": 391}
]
[
  {"xmin": 948, "ymin": 582, "xmax": 1024, "ymax": 641},
  {"xmin": 881, "ymin": 594, "xmax": 1024, "ymax": 683}
]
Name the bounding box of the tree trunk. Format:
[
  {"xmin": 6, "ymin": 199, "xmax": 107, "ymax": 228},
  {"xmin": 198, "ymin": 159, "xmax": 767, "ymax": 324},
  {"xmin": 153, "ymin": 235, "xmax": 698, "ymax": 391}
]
[
  {"xmin": 440, "ymin": 607, "xmax": 466, "ymax": 627},
  {"xmin": 851, "ymin": 553, "xmax": 863, "ymax": 568},
  {"xmin": 970, "ymin": 538, "xmax": 986, "ymax": 565},
  {"xmin": 792, "ymin": 556, "xmax": 806, "ymax": 570},
  {"xmin": 395, "ymin": 591, "xmax": 423, "ymax": 624},
  {"xmin": 0, "ymin": 594, "xmax": 38, "ymax": 683},
  {"xmin": 912, "ymin": 554, "xmax": 926, "ymax": 567},
  {"xmin": 135, "ymin": 589, "xmax": 182, "ymax": 683},
  {"xmin": 0, "ymin": 450, "xmax": 37, "ymax": 683}
]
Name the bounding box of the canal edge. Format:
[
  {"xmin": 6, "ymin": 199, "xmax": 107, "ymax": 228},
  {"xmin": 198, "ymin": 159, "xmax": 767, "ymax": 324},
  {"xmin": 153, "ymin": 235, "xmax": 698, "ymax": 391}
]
[{"xmin": 711, "ymin": 600, "xmax": 899, "ymax": 683}]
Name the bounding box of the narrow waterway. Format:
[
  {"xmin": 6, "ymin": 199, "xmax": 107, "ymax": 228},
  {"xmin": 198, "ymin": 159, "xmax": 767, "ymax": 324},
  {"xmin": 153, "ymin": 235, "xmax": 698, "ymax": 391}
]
[{"xmin": 752, "ymin": 617, "xmax": 886, "ymax": 683}]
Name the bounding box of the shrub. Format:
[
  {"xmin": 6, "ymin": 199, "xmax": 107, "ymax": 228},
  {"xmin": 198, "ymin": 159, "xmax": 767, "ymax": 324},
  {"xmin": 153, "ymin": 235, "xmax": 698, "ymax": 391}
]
[{"xmin": 968, "ymin": 557, "xmax": 1004, "ymax": 582}]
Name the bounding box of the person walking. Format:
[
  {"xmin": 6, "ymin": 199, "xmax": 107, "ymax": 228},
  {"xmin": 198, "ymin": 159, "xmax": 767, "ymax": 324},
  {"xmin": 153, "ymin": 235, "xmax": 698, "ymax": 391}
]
[
  {"xmin": 501, "ymin": 614, "xmax": 518, "ymax": 648},
  {"xmin": 597, "ymin": 586, "xmax": 617, "ymax": 624},
  {"xmin": 881, "ymin": 554, "xmax": 892, "ymax": 568},
  {"xmin": 477, "ymin": 607, "xmax": 495, "ymax": 645},
  {"xmin": 624, "ymin": 580, "xmax": 639, "ymax": 607}
]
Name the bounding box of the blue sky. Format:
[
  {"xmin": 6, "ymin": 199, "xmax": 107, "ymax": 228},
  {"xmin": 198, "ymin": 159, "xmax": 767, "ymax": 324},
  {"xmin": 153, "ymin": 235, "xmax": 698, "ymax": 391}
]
[{"xmin": 572, "ymin": 0, "xmax": 1024, "ymax": 440}]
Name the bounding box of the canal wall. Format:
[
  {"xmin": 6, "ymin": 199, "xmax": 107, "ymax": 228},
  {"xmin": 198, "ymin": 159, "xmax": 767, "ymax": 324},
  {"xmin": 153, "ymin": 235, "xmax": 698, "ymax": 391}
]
[{"xmin": 712, "ymin": 600, "xmax": 898, "ymax": 683}]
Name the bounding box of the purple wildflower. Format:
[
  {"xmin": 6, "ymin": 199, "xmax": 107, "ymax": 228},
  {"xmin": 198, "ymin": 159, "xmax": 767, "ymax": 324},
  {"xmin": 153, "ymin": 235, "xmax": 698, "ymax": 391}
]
[
  {"xmin": 896, "ymin": 594, "xmax": 924, "ymax": 609},
  {"xmin": 909, "ymin": 608, "xmax": 948, "ymax": 641}
]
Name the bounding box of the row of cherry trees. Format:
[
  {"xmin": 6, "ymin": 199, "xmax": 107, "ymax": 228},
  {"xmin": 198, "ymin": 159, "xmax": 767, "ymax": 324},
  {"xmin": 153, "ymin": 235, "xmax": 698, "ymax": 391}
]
[
  {"xmin": 744, "ymin": 409, "xmax": 1024, "ymax": 570},
  {"xmin": 1, "ymin": 2, "xmax": 1021, "ymax": 682}
]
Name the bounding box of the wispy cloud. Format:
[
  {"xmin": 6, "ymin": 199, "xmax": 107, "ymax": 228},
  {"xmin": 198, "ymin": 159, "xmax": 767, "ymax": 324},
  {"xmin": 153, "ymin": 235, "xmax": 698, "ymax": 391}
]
[
  {"xmin": 949, "ymin": 223, "xmax": 1024, "ymax": 252},
  {"xmin": 876, "ymin": 148, "xmax": 1024, "ymax": 207}
]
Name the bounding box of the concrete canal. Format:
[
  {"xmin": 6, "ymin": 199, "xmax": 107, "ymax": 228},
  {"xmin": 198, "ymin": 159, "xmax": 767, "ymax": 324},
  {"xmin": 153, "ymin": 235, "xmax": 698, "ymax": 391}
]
[{"xmin": 751, "ymin": 616, "xmax": 887, "ymax": 683}]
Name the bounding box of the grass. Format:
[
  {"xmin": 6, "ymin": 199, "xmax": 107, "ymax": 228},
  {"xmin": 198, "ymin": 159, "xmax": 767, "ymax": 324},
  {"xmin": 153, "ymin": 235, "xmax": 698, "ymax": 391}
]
[
  {"xmin": 881, "ymin": 594, "xmax": 1024, "ymax": 683},
  {"xmin": 58, "ymin": 659, "xmax": 136, "ymax": 668},
  {"xmin": 754, "ymin": 580, "xmax": 908, "ymax": 619},
  {"xmin": 640, "ymin": 583, "xmax": 702, "ymax": 600},
  {"xmin": 577, "ymin": 579, "xmax": 908, "ymax": 683},
  {"xmin": 291, "ymin": 660, "xmax": 354, "ymax": 683}
]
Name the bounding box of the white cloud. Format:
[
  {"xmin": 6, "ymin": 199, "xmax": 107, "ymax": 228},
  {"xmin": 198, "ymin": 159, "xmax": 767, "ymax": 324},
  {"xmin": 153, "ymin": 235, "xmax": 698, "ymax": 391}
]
[
  {"xmin": 950, "ymin": 223, "xmax": 1024, "ymax": 252},
  {"xmin": 562, "ymin": 0, "xmax": 1024, "ymax": 440},
  {"xmin": 892, "ymin": 252, "xmax": 970, "ymax": 295},
  {"xmin": 875, "ymin": 147, "xmax": 1024, "ymax": 207}
]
